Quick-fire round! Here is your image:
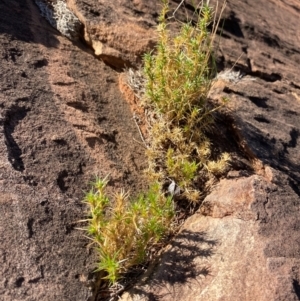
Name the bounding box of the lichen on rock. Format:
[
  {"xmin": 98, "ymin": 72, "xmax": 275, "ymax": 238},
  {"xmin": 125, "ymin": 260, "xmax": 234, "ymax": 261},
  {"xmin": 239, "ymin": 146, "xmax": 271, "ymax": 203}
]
[{"xmin": 34, "ymin": 0, "xmax": 83, "ymax": 40}]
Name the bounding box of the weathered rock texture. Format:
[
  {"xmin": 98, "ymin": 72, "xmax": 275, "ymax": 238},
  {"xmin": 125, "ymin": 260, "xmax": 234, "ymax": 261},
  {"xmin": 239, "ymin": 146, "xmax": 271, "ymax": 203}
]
[
  {"xmin": 0, "ymin": 0, "xmax": 147, "ymax": 300},
  {"xmin": 118, "ymin": 0, "xmax": 300, "ymax": 300},
  {"xmin": 1, "ymin": 0, "xmax": 300, "ymax": 301},
  {"xmin": 65, "ymin": 0, "xmax": 158, "ymax": 69},
  {"xmin": 122, "ymin": 169, "xmax": 300, "ymax": 301}
]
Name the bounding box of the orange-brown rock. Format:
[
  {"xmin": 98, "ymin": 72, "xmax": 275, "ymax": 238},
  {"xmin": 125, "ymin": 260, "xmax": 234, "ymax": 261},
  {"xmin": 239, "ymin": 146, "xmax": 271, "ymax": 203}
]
[
  {"xmin": 1, "ymin": 0, "xmax": 300, "ymax": 301},
  {"xmin": 66, "ymin": 0, "xmax": 157, "ymax": 69},
  {"xmin": 0, "ymin": 1, "xmax": 146, "ymax": 300},
  {"xmin": 119, "ymin": 0, "xmax": 300, "ymax": 300},
  {"xmin": 122, "ymin": 168, "xmax": 300, "ymax": 301}
]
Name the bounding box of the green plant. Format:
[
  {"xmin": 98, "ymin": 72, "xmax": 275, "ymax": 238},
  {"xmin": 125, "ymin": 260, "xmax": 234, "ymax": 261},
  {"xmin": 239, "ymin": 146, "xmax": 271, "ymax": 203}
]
[
  {"xmin": 83, "ymin": 0, "xmax": 230, "ymax": 287},
  {"xmin": 144, "ymin": 1, "xmax": 214, "ymax": 126},
  {"xmin": 143, "ymin": 0, "xmax": 229, "ymax": 201},
  {"xmin": 83, "ymin": 177, "xmax": 174, "ymax": 284}
]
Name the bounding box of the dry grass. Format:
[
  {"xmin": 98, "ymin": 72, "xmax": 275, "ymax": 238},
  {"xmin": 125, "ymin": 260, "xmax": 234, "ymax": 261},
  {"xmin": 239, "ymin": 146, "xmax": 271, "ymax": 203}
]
[
  {"xmin": 84, "ymin": 0, "xmax": 230, "ymax": 285},
  {"xmin": 82, "ymin": 177, "xmax": 174, "ymax": 284},
  {"xmin": 142, "ymin": 0, "xmax": 229, "ymax": 201}
]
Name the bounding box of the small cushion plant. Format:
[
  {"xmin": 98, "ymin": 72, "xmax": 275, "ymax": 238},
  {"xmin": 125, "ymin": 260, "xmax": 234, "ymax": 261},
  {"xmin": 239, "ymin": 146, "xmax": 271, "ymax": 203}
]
[
  {"xmin": 143, "ymin": 0, "xmax": 229, "ymax": 201},
  {"xmin": 83, "ymin": 0, "xmax": 228, "ymax": 285},
  {"xmin": 83, "ymin": 177, "xmax": 174, "ymax": 284}
]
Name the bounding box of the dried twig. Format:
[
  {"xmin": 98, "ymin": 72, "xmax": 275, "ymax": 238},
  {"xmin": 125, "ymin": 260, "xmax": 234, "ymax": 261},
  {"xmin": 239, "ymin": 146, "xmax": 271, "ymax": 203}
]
[
  {"xmin": 173, "ymin": 0, "xmax": 185, "ymax": 17},
  {"xmin": 132, "ymin": 114, "xmax": 147, "ymax": 148}
]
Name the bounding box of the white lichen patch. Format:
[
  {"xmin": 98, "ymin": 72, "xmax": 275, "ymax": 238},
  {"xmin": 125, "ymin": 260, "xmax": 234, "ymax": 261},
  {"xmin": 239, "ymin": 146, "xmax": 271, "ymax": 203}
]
[
  {"xmin": 34, "ymin": 0, "xmax": 83, "ymax": 40},
  {"xmin": 216, "ymin": 69, "xmax": 256, "ymax": 84}
]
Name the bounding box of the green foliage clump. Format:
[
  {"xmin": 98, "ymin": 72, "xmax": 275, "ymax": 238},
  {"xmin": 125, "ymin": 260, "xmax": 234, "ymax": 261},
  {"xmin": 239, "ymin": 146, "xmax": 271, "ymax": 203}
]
[
  {"xmin": 83, "ymin": 0, "xmax": 230, "ymax": 287},
  {"xmin": 83, "ymin": 177, "xmax": 174, "ymax": 284},
  {"xmin": 143, "ymin": 0, "xmax": 229, "ymax": 201},
  {"xmin": 144, "ymin": 0, "xmax": 215, "ymax": 126}
]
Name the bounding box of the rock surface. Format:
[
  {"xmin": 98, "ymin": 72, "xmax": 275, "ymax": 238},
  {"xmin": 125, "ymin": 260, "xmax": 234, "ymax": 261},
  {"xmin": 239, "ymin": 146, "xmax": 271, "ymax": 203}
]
[
  {"xmin": 1, "ymin": 0, "xmax": 300, "ymax": 301},
  {"xmin": 0, "ymin": 1, "xmax": 146, "ymax": 300},
  {"xmin": 119, "ymin": 0, "xmax": 300, "ymax": 300},
  {"xmin": 66, "ymin": 0, "xmax": 158, "ymax": 69},
  {"xmin": 122, "ymin": 169, "xmax": 300, "ymax": 301}
]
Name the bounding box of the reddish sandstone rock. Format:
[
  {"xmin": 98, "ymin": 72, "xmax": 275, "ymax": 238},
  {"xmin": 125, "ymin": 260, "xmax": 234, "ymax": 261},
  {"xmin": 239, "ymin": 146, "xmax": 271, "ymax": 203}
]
[
  {"xmin": 1, "ymin": 0, "xmax": 300, "ymax": 301},
  {"xmin": 118, "ymin": 0, "xmax": 300, "ymax": 301},
  {"xmin": 66, "ymin": 0, "xmax": 157, "ymax": 69},
  {"xmin": 122, "ymin": 169, "xmax": 300, "ymax": 301},
  {"xmin": 0, "ymin": 1, "xmax": 146, "ymax": 300}
]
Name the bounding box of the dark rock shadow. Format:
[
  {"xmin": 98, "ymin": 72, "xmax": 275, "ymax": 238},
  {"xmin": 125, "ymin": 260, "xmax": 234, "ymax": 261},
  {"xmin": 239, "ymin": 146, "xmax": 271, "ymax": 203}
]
[
  {"xmin": 0, "ymin": 0, "xmax": 59, "ymax": 47},
  {"xmin": 219, "ymin": 12, "xmax": 244, "ymax": 38},
  {"xmin": 293, "ymin": 279, "xmax": 300, "ymax": 299},
  {"xmin": 155, "ymin": 230, "xmax": 216, "ymax": 284},
  {"xmin": 4, "ymin": 105, "xmax": 30, "ymax": 172},
  {"xmin": 128, "ymin": 230, "xmax": 217, "ymax": 300},
  {"xmin": 239, "ymin": 120, "xmax": 300, "ymax": 195}
]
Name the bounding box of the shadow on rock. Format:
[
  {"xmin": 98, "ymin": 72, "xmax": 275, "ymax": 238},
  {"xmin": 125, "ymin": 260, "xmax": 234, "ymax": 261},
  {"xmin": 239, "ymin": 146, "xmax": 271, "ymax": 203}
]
[
  {"xmin": 241, "ymin": 121, "xmax": 300, "ymax": 195},
  {"xmin": 155, "ymin": 230, "xmax": 216, "ymax": 285},
  {"xmin": 0, "ymin": 0, "xmax": 59, "ymax": 47},
  {"xmin": 127, "ymin": 230, "xmax": 217, "ymax": 300}
]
